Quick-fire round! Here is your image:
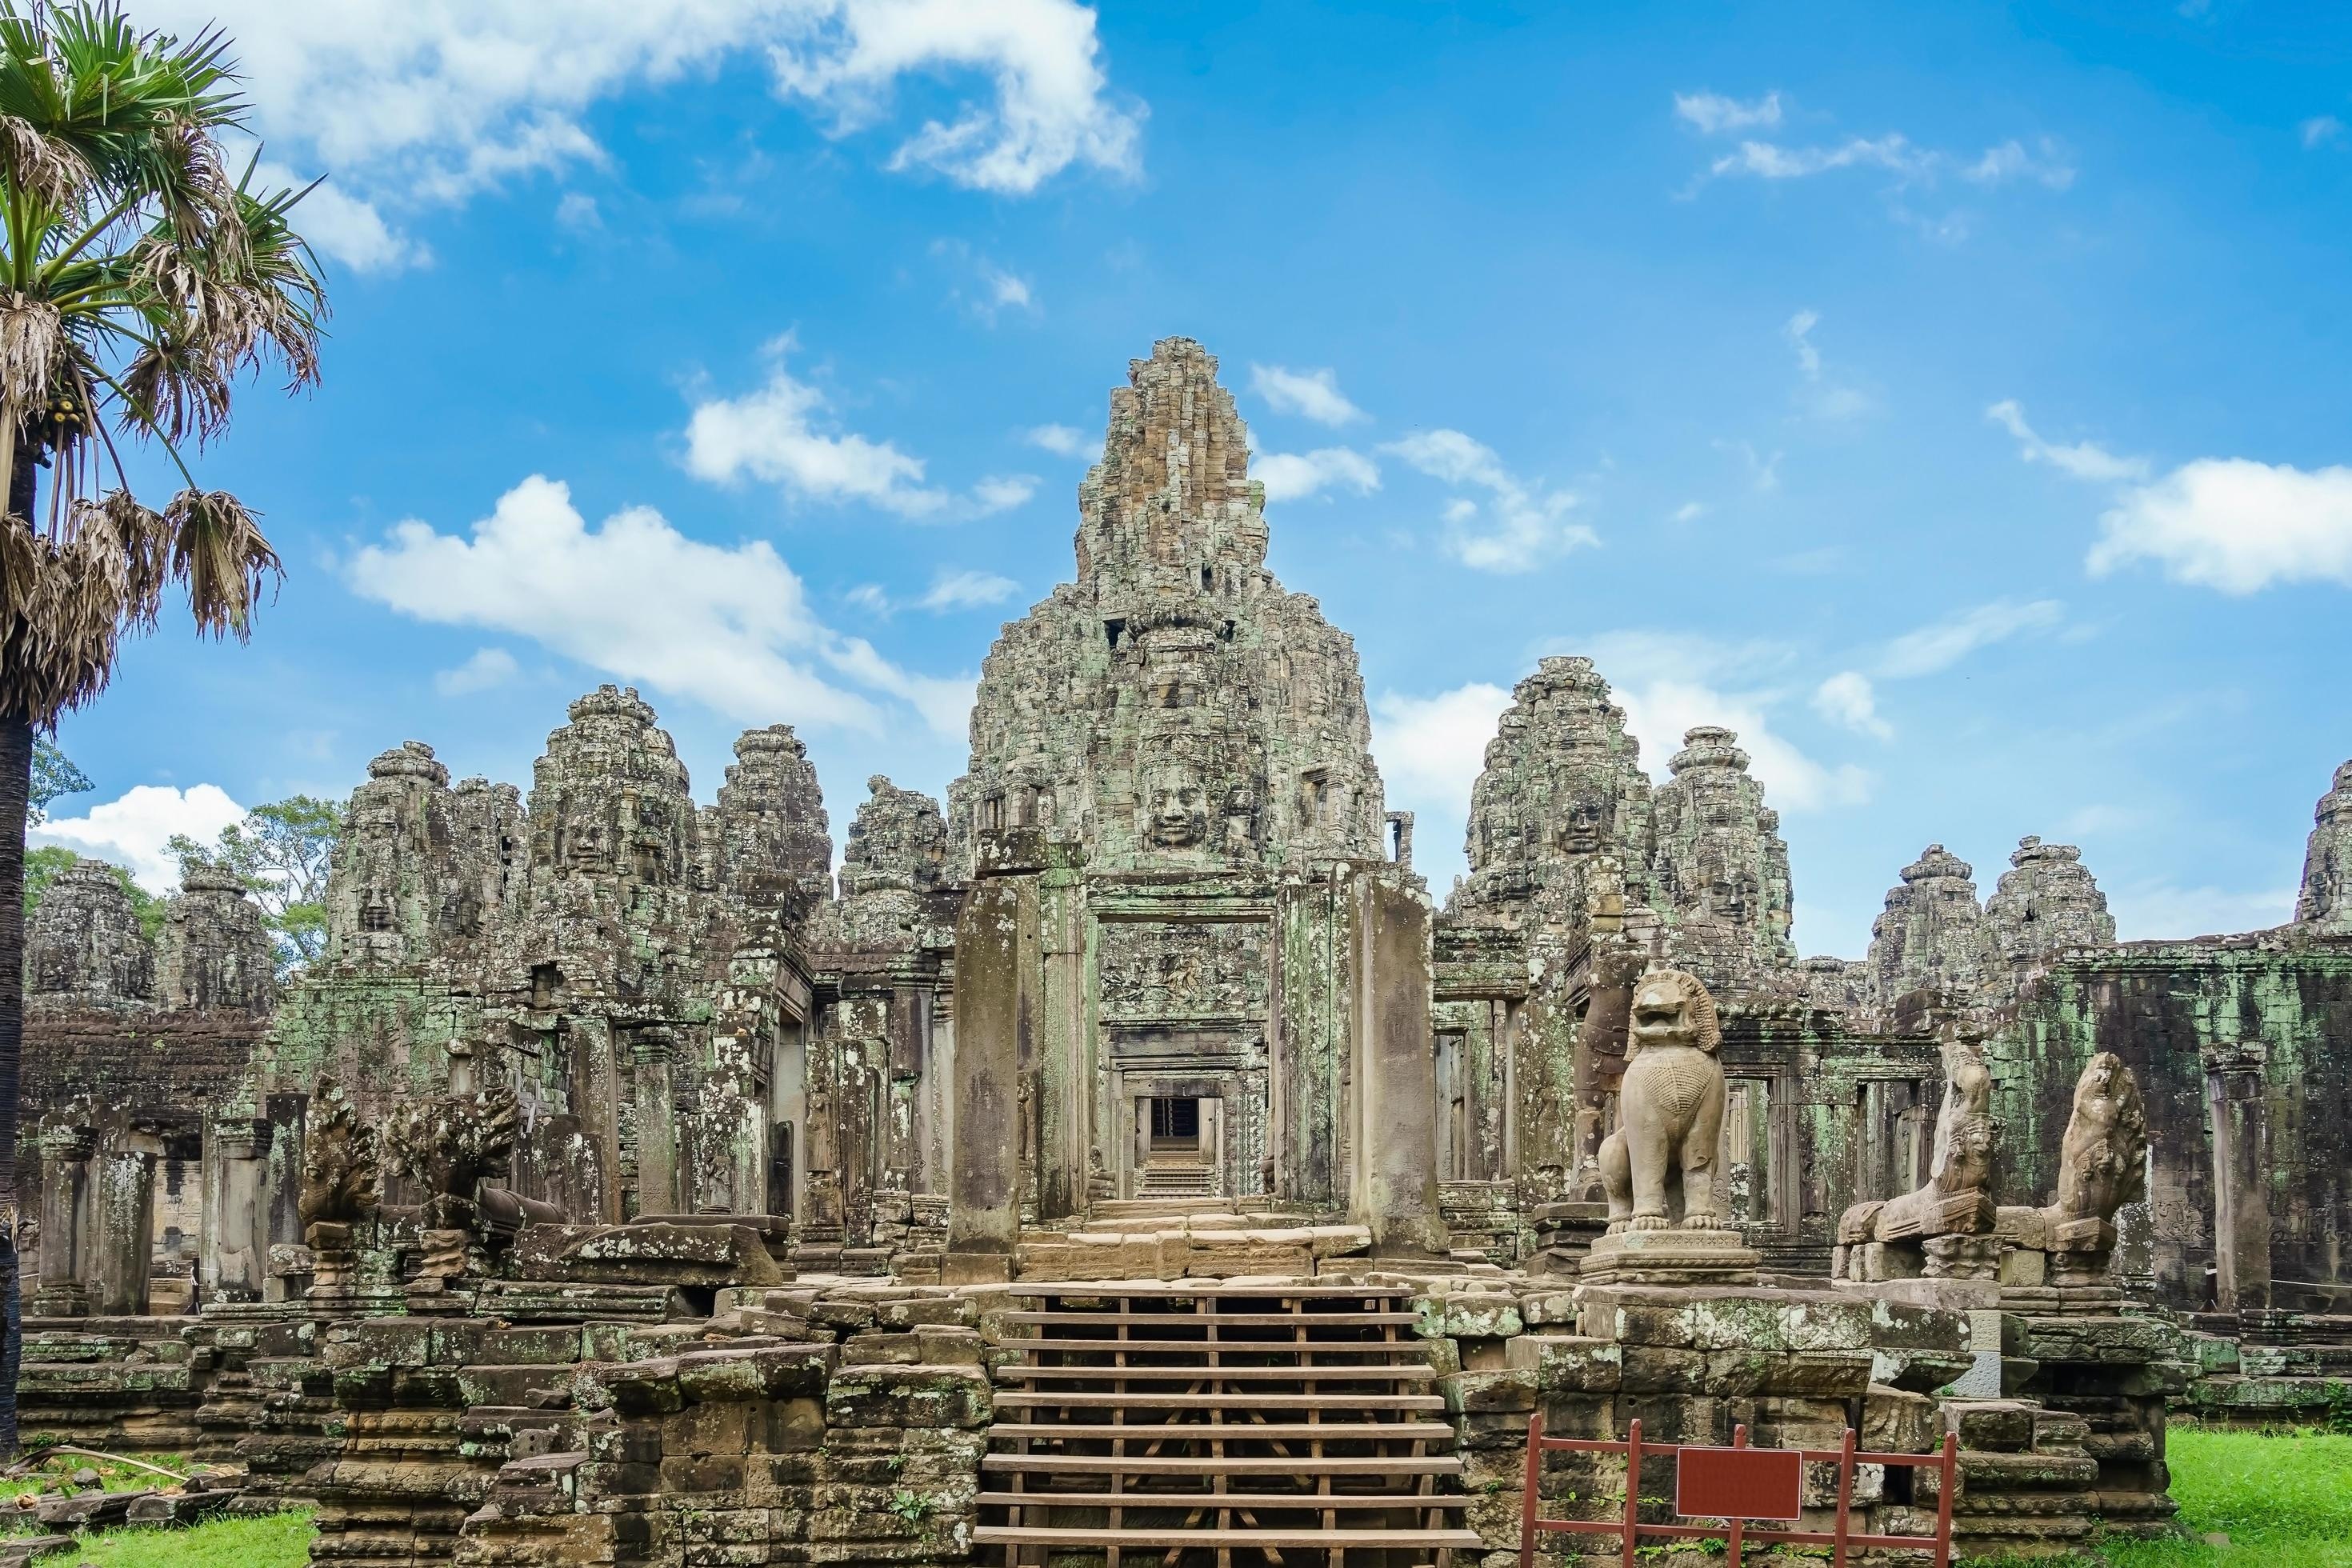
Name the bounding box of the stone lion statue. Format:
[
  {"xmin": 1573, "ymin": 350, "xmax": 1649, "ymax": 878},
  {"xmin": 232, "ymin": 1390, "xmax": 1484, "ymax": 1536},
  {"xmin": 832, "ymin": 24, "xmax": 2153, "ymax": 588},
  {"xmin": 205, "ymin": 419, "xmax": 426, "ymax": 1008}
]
[
  {"xmin": 1599, "ymin": 968, "xmax": 1729, "ymax": 1232},
  {"xmin": 2048, "ymin": 1052, "xmax": 2146, "ymax": 1230}
]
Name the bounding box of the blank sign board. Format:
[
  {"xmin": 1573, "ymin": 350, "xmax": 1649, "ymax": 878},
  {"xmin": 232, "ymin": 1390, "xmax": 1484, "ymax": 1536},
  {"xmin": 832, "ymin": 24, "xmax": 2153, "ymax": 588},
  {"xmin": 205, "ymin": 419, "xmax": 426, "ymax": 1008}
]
[{"xmin": 1674, "ymin": 1446, "xmax": 1803, "ymax": 1521}]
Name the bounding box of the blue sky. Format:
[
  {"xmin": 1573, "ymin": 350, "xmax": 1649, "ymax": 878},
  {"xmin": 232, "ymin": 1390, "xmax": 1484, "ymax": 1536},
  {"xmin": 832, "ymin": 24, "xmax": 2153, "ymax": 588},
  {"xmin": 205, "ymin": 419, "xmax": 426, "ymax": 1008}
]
[{"xmin": 30, "ymin": 0, "xmax": 2352, "ymax": 959}]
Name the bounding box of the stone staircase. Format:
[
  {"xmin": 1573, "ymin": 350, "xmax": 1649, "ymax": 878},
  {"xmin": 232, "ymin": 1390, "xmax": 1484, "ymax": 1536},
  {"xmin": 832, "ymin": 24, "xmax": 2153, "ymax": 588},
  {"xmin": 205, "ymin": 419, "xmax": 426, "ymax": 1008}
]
[
  {"xmin": 976, "ymin": 1282, "xmax": 1481, "ymax": 1567},
  {"xmin": 1137, "ymin": 1161, "xmax": 1218, "ymax": 1199}
]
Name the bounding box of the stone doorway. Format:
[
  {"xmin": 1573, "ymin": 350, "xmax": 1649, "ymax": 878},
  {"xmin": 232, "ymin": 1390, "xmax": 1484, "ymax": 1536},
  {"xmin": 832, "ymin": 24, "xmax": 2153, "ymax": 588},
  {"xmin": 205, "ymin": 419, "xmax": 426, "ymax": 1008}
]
[{"xmin": 1127, "ymin": 1089, "xmax": 1226, "ymax": 1200}]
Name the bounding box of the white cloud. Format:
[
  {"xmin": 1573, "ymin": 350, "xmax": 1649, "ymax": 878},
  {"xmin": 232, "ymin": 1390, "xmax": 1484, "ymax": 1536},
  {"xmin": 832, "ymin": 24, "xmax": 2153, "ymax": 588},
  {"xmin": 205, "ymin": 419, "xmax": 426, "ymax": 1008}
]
[
  {"xmin": 1023, "ymin": 422, "xmax": 1089, "ymax": 458},
  {"xmin": 1369, "ymin": 682, "xmax": 1513, "ymax": 892},
  {"xmin": 1256, "ymin": 447, "xmax": 1379, "ymax": 504},
  {"xmin": 1710, "ymin": 134, "xmax": 1930, "ymax": 182},
  {"xmin": 347, "ymin": 474, "xmax": 970, "ymax": 738},
  {"xmin": 683, "ymin": 336, "xmax": 1026, "ymax": 519},
  {"xmin": 259, "ymin": 161, "xmax": 428, "ymax": 274},
  {"xmin": 1994, "ymin": 398, "xmax": 2352, "ymax": 593},
  {"xmin": 1698, "ymin": 123, "xmax": 2073, "ymax": 198},
  {"xmin": 1716, "ymin": 438, "xmax": 1782, "ymax": 492},
  {"xmin": 2106, "ymin": 881, "xmax": 2296, "ymax": 942},
  {"xmin": 1574, "ymin": 631, "xmax": 1874, "ymax": 814},
  {"xmin": 555, "ymin": 191, "xmax": 603, "ymax": 231},
  {"xmin": 1880, "ymin": 598, "xmax": 2064, "ymax": 678},
  {"xmin": 1670, "ymin": 502, "xmax": 1706, "ymax": 523},
  {"xmin": 1986, "ymin": 399, "xmax": 2150, "ymax": 482},
  {"xmin": 2302, "ymin": 115, "xmax": 2345, "ymax": 150},
  {"xmin": 1961, "ymin": 138, "xmax": 2077, "ymax": 190},
  {"xmin": 141, "ymin": 1, "xmax": 1141, "ymax": 266},
  {"xmin": 934, "ymin": 239, "xmax": 1038, "ymax": 322},
  {"xmin": 919, "ymin": 568, "xmax": 1021, "ymax": 610},
  {"xmin": 1786, "ymin": 310, "xmax": 1822, "ymax": 378},
  {"xmin": 1674, "ymin": 90, "xmax": 1782, "ymax": 134},
  {"xmin": 770, "ymin": 0, "xmax": 1143, "ymax": 194},
  {"xmin": 2090, "ymin": 458, "xmax": 2352, "ymax": 593},
  {"xmin": 434, "ymin": 647, "xmax": 521, "ymax": 695},
  {"xmin": 1249, "ymin": 365, "xmax": 1366, "ymax": 426},
  {"xmin": 1383, "ymin": 429, "xmax": 1594, "ymax": 572},
  {"xmin": 33, "ymin": 784, "xmax": 248, "ymax": 894},
  {"xmin": 1813, "ymin": 670, "xmax": 1891, "ymax": 738}
]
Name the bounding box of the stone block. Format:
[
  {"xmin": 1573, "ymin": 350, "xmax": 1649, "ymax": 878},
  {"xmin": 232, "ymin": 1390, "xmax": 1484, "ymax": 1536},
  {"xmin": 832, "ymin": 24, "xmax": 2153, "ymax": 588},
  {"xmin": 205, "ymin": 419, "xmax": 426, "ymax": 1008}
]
[
  {"xmin": 1618, "ymin": 1346, "xmax": 1707, "ymax": 1394},
  {"xmin": 1441, "ymin": 1369, "xmax": 1535, "ymax": 1414},
  {"xmin": 1862, "ymin": 1384, "xmax": 1938, "ymax": 1455},
  {"xmin": 823, "ymin": 1364, "xmax": 992, "ymax": 1429},
  {"xmin": 1506, "ymin": 1334, "xmax": 1623, "ymax": 1393},
  {"xmin": 1942, "ymin": 1398, "xmax": 2038, "ymax": 1452},
  {"xmin": 1702, "ymin": 1349, "xmax": 1874, "ymax": 1397}
]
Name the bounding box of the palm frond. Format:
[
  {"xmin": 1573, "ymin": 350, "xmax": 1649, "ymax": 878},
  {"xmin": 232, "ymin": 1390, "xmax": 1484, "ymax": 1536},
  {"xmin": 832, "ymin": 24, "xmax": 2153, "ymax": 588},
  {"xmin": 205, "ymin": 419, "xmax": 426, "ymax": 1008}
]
[{"xmin": 164, "ymin": 484, "xmax": 277, "ymax": 640}]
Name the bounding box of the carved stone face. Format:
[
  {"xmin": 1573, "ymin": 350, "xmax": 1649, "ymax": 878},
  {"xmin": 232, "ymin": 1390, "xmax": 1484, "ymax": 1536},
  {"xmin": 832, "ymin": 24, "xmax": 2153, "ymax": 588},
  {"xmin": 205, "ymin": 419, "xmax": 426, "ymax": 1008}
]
[
  {"xmin": 1145, "ymin": 763, "xmax": 1208, "ymax": 848},
  {"xmin": 1562, "ymin": 795, "xmax": 1605, "ymax": 855}
]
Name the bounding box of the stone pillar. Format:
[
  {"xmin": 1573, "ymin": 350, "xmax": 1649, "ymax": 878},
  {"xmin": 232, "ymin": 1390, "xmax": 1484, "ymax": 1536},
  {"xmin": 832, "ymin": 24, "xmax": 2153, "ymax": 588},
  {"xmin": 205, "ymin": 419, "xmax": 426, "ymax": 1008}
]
[
  {"xmin": 91, "ymin": 1128, "xmax": 162, "ymax": 1317},
  {"xmin": 2203, "ymin": 1042, "xmax": 2271, "ymax": 1313},
  {"xmin": 201, "ymin": 1118, "xmax": 275, "ymax": 1304},
  {"xmin": 632, "ymin": 1029, "xmax": 678, "ymax": 1219},
  {"xmin": 946, "ymin": 872, "xmax": 1030, "ymax": 1282},
  {"xmin": 1353, "ymin": 873, "xmax": 1450, "ymax": 1258},
  {"xmin": 31, "ymin": 1124, "xmax": 98, "ymax": 1318},
  {"xmin": 1034, "ymin": 851, "xmax": 1088, "ymax": 1224}
]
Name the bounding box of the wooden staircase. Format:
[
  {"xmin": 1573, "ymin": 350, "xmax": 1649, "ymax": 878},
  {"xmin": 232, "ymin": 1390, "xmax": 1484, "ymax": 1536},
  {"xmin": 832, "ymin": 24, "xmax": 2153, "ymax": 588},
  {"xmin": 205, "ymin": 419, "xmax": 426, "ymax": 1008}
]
[{"xmin": 976, "ymin": 1282, "xmax": 1482, "ymax": 1567}]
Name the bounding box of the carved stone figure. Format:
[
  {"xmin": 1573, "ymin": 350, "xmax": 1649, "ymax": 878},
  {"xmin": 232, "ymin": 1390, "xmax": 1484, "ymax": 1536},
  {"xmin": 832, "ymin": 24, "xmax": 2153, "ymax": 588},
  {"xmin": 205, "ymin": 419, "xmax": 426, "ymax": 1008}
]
[
  {"xmin": 298, "ymin": 1082, "xmax": 382, "ymax": 1233},
  {"xmin": 388, "ymin": 1083, "xmax": 522, "ymax": 1238},
  {"xmin": 1143, "ymin": 759, "xmax": 1209, "ymax": 849},
  {"xmin": 2047, "ymin": 1052, "xmax": 2148, "ymax": 1241},
  {"xmin": 1599, "ymin": 968, "xmax": 1730, "ymax": 1231},
  {"xmin": 1834, "ymin": 1049, "xmax": 1998, "ymax": 1281}
]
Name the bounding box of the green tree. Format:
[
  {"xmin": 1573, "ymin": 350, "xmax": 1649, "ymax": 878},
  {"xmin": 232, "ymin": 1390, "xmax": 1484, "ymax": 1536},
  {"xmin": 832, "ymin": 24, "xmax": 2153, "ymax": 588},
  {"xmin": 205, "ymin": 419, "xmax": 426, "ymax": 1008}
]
[
  {"xmin": 21, "ymin": 842, "xmax": 158, "ymax": 937},
  {"xmin": 0, "ymin": 2, "xmax": 327, "ymax": 1452},
  {"xmin": 26, "ymin": 738, "xmax": 86, "ymax": 823},
  {"xmin": 167, "ymin": 792, "xmax": 341, "ymax": 972}
]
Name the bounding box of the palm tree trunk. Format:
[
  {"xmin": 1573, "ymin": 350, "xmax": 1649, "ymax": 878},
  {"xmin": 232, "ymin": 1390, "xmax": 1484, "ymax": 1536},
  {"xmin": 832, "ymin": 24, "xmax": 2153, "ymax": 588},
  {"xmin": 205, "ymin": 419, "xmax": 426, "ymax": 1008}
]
[{"xmin": 0, "ymin": 443, "xmax": 38, "ymax": 1456}]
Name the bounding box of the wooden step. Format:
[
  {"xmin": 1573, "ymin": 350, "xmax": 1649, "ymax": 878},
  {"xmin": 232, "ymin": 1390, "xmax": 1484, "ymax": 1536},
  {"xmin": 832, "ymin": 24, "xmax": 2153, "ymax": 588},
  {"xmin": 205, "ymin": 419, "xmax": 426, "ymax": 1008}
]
[
  {"xmin": 1000, "ymin": 1310, "xmax": 1420, "ymax": 1327},
  {"xmin": 990, "ymin": 1422, "xmax": 1454, "ymax": 1443},
  {"xmin": 977, "ymin": 1492, "xmax": 1470, "ymax": 1512},
  {"xmin": 985, "ymin": 1454, "xmax": 1464, "ymax": 1477},
  {"xmin": 997, "ymin": 1338, "xmax": 1423, "ymax": 1355},
  {"xmin": 1000, "ymin": 1363, "xmax": 1432, "ymax": 1382},
  {"xmin": 994, "ymin": 1391, "xmax": 1449, "ymax": 1412},
  {"xmin": 1009, "ymin": 1283, "xmax": 1412, "ymax": 1298},
  {"xmin": 976, "ymin": 1527, "xmax": 1485, "ymax": 1550}
]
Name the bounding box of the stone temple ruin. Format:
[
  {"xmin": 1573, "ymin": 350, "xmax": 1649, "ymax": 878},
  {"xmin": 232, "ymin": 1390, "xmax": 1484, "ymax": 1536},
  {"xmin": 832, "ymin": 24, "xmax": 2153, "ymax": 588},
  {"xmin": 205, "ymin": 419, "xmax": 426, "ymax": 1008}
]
[{"xmin": 13, "ymin": 338, "xmax": 2352, "ymax": 1563}]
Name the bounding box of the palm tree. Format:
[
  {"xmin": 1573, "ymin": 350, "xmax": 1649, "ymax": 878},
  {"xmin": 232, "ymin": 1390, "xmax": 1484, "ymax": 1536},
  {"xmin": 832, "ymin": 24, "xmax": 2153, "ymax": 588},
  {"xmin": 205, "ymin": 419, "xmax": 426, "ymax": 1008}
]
[{"xmin": 0, "ymin": 1, "xmax": 326, "ymax": 1451}]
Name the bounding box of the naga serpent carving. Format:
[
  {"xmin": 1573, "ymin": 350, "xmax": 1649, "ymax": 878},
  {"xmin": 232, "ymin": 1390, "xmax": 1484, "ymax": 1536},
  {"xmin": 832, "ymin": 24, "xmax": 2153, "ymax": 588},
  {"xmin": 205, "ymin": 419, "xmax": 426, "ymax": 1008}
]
[{"xmin": 1599, "ymin": 968, "xmax": 1730, "ymax": 1232}]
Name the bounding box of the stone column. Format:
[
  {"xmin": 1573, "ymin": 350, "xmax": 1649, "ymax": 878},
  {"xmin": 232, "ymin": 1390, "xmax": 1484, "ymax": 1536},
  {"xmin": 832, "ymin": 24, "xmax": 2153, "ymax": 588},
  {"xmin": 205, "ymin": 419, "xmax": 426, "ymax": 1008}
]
[
  {"xmin": 91, "ymin": 1128, "xmax": 163, "ymax": 1317},
  {"xmin": 632, "ymin": 1029, "xmax": 678, "ymax": 1218},
  {"xmin": 2203, "ymin": 1042, "xmax": 2271, "ymax": 1312},
  {"xmin": 946, "ymin": 873, "xmax": 1030, "ymax": 1282},
  {"xmin": 31, "ymin": 1124, "xmax": 98, "ymax": 1318},
  {"xmin": 201, "ymin": 1118, "xmax": 275, "ymax": 1304},
  {"xmin": 1353, "ymin": 872, "xmax": 1450, "ymax": 1258}
]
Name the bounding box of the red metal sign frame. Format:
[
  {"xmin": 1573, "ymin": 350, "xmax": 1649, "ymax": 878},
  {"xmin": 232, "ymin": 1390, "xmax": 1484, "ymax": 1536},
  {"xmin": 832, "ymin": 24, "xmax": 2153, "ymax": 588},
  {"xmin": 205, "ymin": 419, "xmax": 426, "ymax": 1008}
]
[{"xmin": 1516, "ymin": 1414, "xmax": 1958, "ymax": 1568}]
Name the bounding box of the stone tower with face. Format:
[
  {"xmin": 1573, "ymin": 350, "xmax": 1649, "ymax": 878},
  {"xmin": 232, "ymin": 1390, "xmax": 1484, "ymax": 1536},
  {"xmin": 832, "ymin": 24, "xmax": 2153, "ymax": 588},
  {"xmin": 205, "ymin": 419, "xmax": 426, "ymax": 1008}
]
[{"xmin": 948, "ymin": 338, "xmax": 1387, "ymax": 874}]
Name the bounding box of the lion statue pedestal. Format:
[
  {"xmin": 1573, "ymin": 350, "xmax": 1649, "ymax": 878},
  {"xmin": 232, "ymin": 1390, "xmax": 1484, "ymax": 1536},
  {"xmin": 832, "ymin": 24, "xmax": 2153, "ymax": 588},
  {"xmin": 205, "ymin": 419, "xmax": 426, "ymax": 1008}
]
[{"xmin": 1580, "ymin": 968, "xmax": 1760, "ymax": 1287}]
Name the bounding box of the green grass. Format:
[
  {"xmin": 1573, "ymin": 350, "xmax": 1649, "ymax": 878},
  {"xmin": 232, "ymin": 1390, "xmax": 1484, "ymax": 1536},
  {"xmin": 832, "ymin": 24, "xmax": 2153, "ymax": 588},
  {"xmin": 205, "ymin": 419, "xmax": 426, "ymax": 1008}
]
[
  {"xmin": 1980, "ymin": 1426, "xmax": 2352, "ymax": 1567},
  {"xmin": 27, "ymin": 1511, "xmax": 315, "ymax": 1566}
]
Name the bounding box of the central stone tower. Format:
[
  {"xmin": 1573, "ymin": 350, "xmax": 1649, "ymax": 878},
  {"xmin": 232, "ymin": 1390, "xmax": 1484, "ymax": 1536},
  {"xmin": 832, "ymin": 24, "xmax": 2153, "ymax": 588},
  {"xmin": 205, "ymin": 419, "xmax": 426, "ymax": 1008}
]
[{"xmin": 942, "ymin": 338, "xmax": 1442, "ymax": 1276}]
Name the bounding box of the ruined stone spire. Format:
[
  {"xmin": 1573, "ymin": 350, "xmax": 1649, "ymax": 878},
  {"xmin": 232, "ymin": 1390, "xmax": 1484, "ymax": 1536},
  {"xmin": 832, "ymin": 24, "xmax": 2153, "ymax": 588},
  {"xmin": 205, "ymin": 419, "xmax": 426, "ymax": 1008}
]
[
  {"xmin": 527, "ymin": 685, "xmax": 696, "ymax": 896},
  {"xmin": 24, "ymin": 856, "xmax": 154, "ymax": 1005},
  {"xmin": 950, "ymin": 338, "xmax": 1386, "ymax": 874},
  {"xmin": 157, "ymin": 862, "xmax": 275, "ymax": 1011},
  {"xmin": 1450, "ymin": 655, "xmax": 1655, "ymax": 927},
  {"xmin": 327, "ymin": 742, "xmax": 522, "ymax": 969},
  {"xmin": 2295, "ymin": 758, "xmax": 2352, "ymax": 933},
  {"xmin": 1867, "ymin": 844, "xmax": 1991, "ymax": 1008},
  {"xmin": 1650, "ymin": 726, "xmax": 1796, "ymax": 985},
  {"xmin": 1986, "ymin": 835, "xmax": 2117, "ymax": 962},
  {"xmin": 713, "ymin": 724, "xmax": 833, "ymax": 927},
  {"xmin": 842, "ymin": 776, "xmax": 947, "ymax": 899}
]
